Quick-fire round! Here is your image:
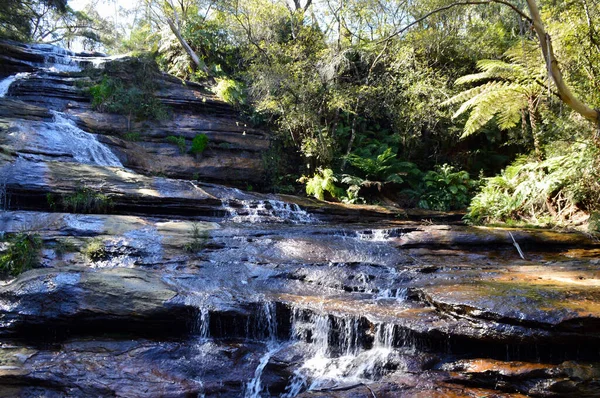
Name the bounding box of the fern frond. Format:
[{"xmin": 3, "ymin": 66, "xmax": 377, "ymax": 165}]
[
  {"xmin": 442, "ymin": 81, "xmax": 498, "ymax": 107},
  {"xmin": 452, "ymin": 81, "xmax": 510, "ymax": 118},
  {"xmin": 461, "ymin": 83, "xmax": 524, "ymax": 137},
  {"xmin": 455, "ymin": 72, "xmax": 492, "ymax": 85},
  {"xmin": 497, "ymin": 95, "xmax": 528, "ymax": 130},
  {"xmin": 477, "ymin": 59, "xmax": 527, "ymax": 81}
]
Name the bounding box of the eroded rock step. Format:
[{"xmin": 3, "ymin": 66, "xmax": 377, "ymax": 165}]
[{"xmin": 1, "ymin": 210, "xmax": 600, "ymax": 396}]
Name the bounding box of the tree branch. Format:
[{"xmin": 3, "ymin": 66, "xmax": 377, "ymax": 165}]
[
  {"xmin": 525, "ymin": 0, "xmax": 599, "ymax": 124},
  {"xmin": 379, "ymin": 0, "xmax": 531, "ymax": 44}
]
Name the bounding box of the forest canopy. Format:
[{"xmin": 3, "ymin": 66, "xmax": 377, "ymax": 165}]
[{"xmin": 5, "ymin": 0, "xmax": 600, "ymax": 231}]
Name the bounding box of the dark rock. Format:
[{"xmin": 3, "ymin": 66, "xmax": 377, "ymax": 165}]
[
  {"xmin": 0, "ymin": 267, "xmax": 194, "ymax": 340},
  {"xmin": 442, "ymin": 359, "xmax": 600, "ymax": 397}
]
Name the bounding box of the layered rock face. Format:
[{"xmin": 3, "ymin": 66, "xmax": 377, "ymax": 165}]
[
  {"xmin": 0, "ymin": 40, "xmax": 269, "ymax": 187},
  {"xmin": 0, "ymin": 41, "xmax": 600, "ymax": 397}
]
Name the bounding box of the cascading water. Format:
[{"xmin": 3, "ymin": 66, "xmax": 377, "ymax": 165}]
[
  {"xmin": 4, "ymin": 110, "xmax": 123, "ymax": 167},
  {"xmin": 222, "ymin": 199, "xmax": 316, "ymax": 224},
  {"xmin": 282, "ymin": 307, "xmax": 398, "ymax": 397},
  {"xmin": 197, "ymin": 308, "xmax": 210, "ymax": 341},
  {"xmin": 246, "ymin": 302, "xmax": 280, "ymax": 398},
  {"xmin": 0, "ymin": 72, "xmax": 122, "ymax": 168},
  {"xmin": 0, "ymin": 72, "xmax": 29, "ymax": 97}
]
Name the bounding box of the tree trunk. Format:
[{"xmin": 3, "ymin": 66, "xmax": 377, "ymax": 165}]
[
  {"xmin": 525, "ymin": 0, "xmax": 599, "ymax": 125},
  {"xmin": 165, "ymin": 17, "xmax": 208, "ymax": 75},
  {"xmin": 528, "ymin": 97, "xmax": 542, "ymax": 160}
]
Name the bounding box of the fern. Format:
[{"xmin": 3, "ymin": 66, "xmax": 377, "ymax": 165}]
[
  {"xmin": 303, "ymin": 168, "xmax": 344, "ymax": 201},
  {"xmin": 466, "ymin": 143, "xmax": 600, "ymax": 226},
  {"xmin": 444, "ymin": 41, "xmax": 547, "ymax": 140}
]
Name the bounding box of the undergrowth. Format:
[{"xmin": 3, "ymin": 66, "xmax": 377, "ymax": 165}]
[
  {"xmin": 84, "ymin": 238, "xmax": 107, "ymax": 261},
  {"xmin": 191, "ymin": 134, "xmax": 209, "ymax": 155},
  {"xmin": 466, "ymin": 142, "xmax": 600, "ymax": 229},
  {"xmin": 184, "ymin": 223, "xmax": 209, "ymax": 253},
  {"xmin": 86, "ymin": 56, "xmax": 169, "ymax": 128},
  {"xmin": 0, "ymin": 233, "xmax": 42, "ymax": 277},
  {"xmin": 47, "ymin": 187, "xmax": 113, "ymax": 214}
]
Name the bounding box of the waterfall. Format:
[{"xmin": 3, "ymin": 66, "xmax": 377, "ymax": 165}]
[
  {"xmin": 283, "ymin": 307, "xmax": 398, "ymax": 396},
  {"xmin": 6, "ymin": 110, "xmax": 122, "ymax": 167},
  {"xmin": 1, "ymin": 70, "xmax": 122, "ymax": 168},
  {"xmin": 0, "ymin": 73, "xmax": 29, "ymax": 97},
  {"xmin": 221, "ymin": 199, "xmax": 316, "ymax": 224},
  {"xmin": 356, "ymin": 228, "xmax": 392, "ymax": 241},
  {"xmin": 196, "ymin": 308, "xmax": 210, "ymax": 341},
  {"xmin": 245, "ymin": 302, "xmax": 280, "ymax": 398},
  {"xmin": 15, "ymin": 111, "xmax": 123, "ymax": 167}
]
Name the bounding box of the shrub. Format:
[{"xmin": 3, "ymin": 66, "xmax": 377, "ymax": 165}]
[
  {"xmin": 166, "ymin": 135, "xmax": 187, "ymax": 154},
  {"xmin": 0, "ymin": 233, "xmax": 42, "ymax": 277},
  {"xmin": 301, "ymin": 168, "xmax": 344, "ymax": 201},
  {"xmin": 123, "ymin": 132, "xmax": 142, "ymax": 141},
  {"xmin": 83, "ymin": 238, "xmax": 107, "ymax": 261},
  {"xmin": 212, "ymin": 78, "xmax": 246, "ymax": 107},
  {"xmin": 48, "ymin": 187, "xmax": 113, "ymax": 214},
  {"xmin": 184, "ymin": 223, "xmax": 208, "ymax": 253},
  {"xmin": 87, "ymin": 59, "xmax": 169, "ymax": 128},
  {"xmin": 346, "ymin": 147, "xmax": 406, "ymax": 183},
  {"xmin": 418, "ymin": 164, "xmax": 477, "ymax": 211},
  {"xmin": 191, "ymin": 134, "xmax": 209, "ymax": 155},
  {"xmin": 466, "ymin": 143, "xmax": 600, "ymax": 226}
]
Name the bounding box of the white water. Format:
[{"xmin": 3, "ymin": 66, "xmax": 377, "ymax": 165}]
[
  {"xmin": 246, "ymin": 302, "xmax": 280, "ymax": 398},
  {"xmin": 0, "ymin": 73, "xmax": 29, "ymax": 97},
  {"xmin": 283, "ymin": 308, "xmax": 397, "ymax": 396},
  {"xmin": 9, "ymin": 110, "xmax": 123, "ymax": 167},
  {"xmin": 222, "ymin": 199, "xmax": 316, "ymax": 224},
  {"xmin": 197, "ymin": 308, "xmax": 210, "ymax": 341},
  {"xmin": 1, "ymin": 66, "xmax": 122, "ymax": 168},
  {"xmin": 356, "ymin": 229, "xmax": 391, "ymax": 241},
  {"xmin": 377, "ymin": 286, "xmax": 408, "ymax": 300}
]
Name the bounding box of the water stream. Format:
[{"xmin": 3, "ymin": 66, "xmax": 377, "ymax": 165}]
[
  {"xmin": 0, "ymin": 69, "xmax": 123, "ymax": 168},
  {"xmin": 2, "ymin": 41, "xmax": 599, "ymax": 397}
]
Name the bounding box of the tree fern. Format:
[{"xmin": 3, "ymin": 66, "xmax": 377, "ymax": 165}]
[{"xmin": 444, "ymin": 41, "xmax": 547, "ymax": 143}]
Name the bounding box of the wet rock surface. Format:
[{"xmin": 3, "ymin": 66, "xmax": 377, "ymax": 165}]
[
  {"xmin": 0, "ymin": 40, "xmax": 269, "ymax": 187},
  {"xmin": 1, "ymin": 208, "xmax": 600, "ymax": 396},
  {"xmin": 1, "ymin": 42, "xmax": 600, "ymax": 397}
]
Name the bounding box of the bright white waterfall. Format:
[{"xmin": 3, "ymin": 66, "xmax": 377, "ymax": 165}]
[
  {"xmin": 283, "ymin": 308, "xmax": 397, "ymax": 397},
  {"xmin": 46, "ymin": 112, "xmax": 123, "ymax": 167},
  {"xmin": 222, "ymin": 199, "xmax": 316, "ymax": 224},
  {"xmin": 246, "ymin": 302, "xmax": 280, "ymax": 398},
  {"xmin": 0, "ymin": 73, "xmax": 29, "ymax": 97}
]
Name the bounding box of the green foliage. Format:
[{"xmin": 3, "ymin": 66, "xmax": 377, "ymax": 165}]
[
  {"xmin": 0, "ymin": 233, "xmax": 42, "ymax": 277},
  {"xmin": 166, "ymin": 135, "xmax": 187, "ymax": 154},
  {"xmin": 301, "ymin": 168, "xmax": 344, "ymax": 201},
  {"xmin": 213, "ymin": 78, "xmax": 246, "ymax": 107},
  {"xmin": 123, "ymin": 132, "xmax": 142, "ymax": 142},
  {"xmin": 89, "ymin": 75, "xmax": 168, "ymax": 124},
  {"xmin": 346, "ymin": 148, "xmax": 404, "ymax": 182},
  {"xmin": 87, "ymin": 57, "xmax": 169, "ymax": 127},
  {"xmin": 191, "ymin": 134, "xmax": 209, "ymax": 155},
  {"xmin": 83, "ymin": 238, "xmax": 107, "ymax": 261},
  {"xmin": 0, "ymin": 0, "xmax": 109, "ymax": 46},
  {"xmin": 466, "ymin": 143, "xmax": 600, "ymax": 226},
  {"xmin": 48, "ymin": 187, "xmax": 113, "ymax": 214},
  {"xmin": 443, "ymin": 42, "xmax": 546, "ymax": 140},
  {"xmin": 417, "ymin": 164, "xmax": 477, "ymax": 211},
  {"xmin": 184, "ymin": 223, "xmax": 208, "ymax": 253}
]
